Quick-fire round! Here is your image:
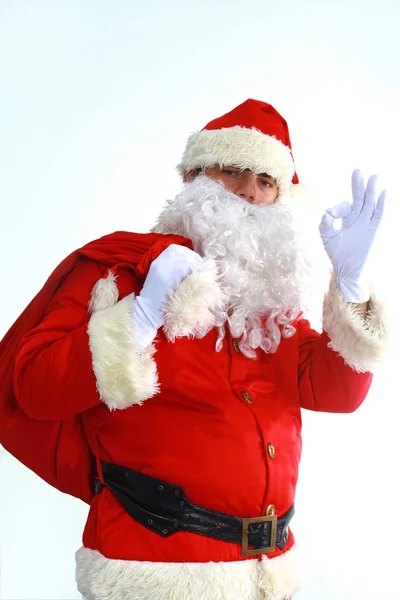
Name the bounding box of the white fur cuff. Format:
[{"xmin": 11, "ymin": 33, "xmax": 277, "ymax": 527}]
[
  {"xmin": 323, "ymin": 278, "xmax": 389, "ymax": 373},
  {"xmin": 75, "ymin": 545, "xmax": 302, "ymax": 600},
  {"xmin": 88, "ymin": 293, "xmax": 159, "ymax": 410},
  {"xmin": 163, "ymin": 259, "xmax": 225, "ymax": 341}
]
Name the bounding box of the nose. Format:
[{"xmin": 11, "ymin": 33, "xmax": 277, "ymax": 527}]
[
  {"xmin": 238, "ymin": 192, "xmax": 254, "ymax": 203},
  {"xmin": 235, "ymin": 174, "xmax": 257, "ymax": 204}
]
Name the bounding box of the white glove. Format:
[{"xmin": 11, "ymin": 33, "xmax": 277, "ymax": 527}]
[
  {"xmin": 319, "ymin": 169, "xmax": 386, "ymax": 303},
  {"xmin": 132, "ymin": 244, "xmax": 204, "ymax": 348}
]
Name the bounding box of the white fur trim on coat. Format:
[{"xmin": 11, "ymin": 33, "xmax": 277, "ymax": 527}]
[
  {"xmin": 178, "ymin": 127, "xmax": 295, "ymax": 196},
  {"xmin": 88, "ymin": 270, "xmax": 119, "ymax": 313},
  {"xmin": 163, "ymin": 259, "xmax": 225, "ymax": 341},
  {"xmin": 88, "ymin": 292, "xmax": 159, "ymax": 410},
  {"xmin": 75, "ymin": 546, "xmax": 302, "ymax": 600},
  {"xmin": 323, "ymin": 277, "xmax": 389, "ymax": 373}
]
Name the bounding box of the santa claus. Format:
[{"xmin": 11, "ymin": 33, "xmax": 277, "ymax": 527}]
[{"xmin": 0, "ymin": 99, "xmax": 388, "ymax": 600}]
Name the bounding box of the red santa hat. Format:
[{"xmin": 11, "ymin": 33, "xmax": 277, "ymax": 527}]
[{"xmin": 178, "ymin": 98, "xmax": 300, "ymax": 197}]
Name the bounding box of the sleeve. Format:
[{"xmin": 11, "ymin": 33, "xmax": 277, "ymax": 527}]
[
  {"xmin": 298, "ymin": 278, "xmax": 389, "ymax": 413},
  {"xmin": 13, "ymin": 259, "xmax": 106, "ymax": 420},
  {"xmin": 13, "ymin": 259, "xmax": 159, "ymax": 421}
]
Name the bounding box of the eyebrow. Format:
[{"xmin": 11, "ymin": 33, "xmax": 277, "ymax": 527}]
[{"xmin": 223, "ymin": 166, "xmax": 277, "ymax": 182}]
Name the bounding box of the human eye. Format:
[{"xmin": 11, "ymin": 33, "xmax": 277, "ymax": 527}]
[
  {"xmin": 222, "ymin": 168, "xmax": 238, "ymax": 176},
  {"xmin": 259, "ymin": 178, "xmax": 272, "ymax": 187}
]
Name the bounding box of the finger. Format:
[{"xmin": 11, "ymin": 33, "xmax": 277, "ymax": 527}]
[
  {"xmin": 362, "ymin": 174, "xmax": 378, "ymax": 219},
  {"xmin": 168, "ymin": 245, "xmax": 202, "ymax": 265},
  {"xmin": 169, "ymin": 244, "xmax": 193, "ymax": 257},
  {"xmin": 351, "ymin": 169, "xmax": 365, "ymax": 215},
  {"xmin": 319, "ymin": 212, "xmax": 334, "ymax": 235},
  {"xmin": 174, "ymin": 255, "xmax": 203, "ymax": 273},
  {"xmin": 326, "ymin": 201, "xmax": 353, "ymax": 220},
  {"xmin": 371, "ymin": 189, "xmax": 386, "ymax": 226}
]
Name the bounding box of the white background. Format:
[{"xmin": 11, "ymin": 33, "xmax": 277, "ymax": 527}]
[{"xmin": 0, "ymin": 0, "xmax": 399, "ymax": 598}]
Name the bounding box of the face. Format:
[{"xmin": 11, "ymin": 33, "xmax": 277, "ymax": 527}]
[{"xmin": 203, "ymin": 166, "xmax": 279, "ymax": 205}]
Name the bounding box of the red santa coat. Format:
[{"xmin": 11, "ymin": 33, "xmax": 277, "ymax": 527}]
[
  {"xmin": 10, "ymin": 231, "xmax": 387, "ymax": 600},
  {"xmin": 0, "ymin": 231, "xmax": 191, "ymax": 503}
]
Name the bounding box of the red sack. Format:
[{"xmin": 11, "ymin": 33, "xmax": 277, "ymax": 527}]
[{"xmin": 0, "ymin": 231, "xmax": 191, "ymax": 504}]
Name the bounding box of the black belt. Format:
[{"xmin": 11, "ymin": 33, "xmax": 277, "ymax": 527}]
[{"xmin": 97, "ymin": 461, "xmax": 294, "ymax": 556}]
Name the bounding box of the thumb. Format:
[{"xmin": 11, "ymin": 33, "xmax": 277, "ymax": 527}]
[{"xmin": 319, "ymin": 211, "xmax": 334, "ymax": 235}]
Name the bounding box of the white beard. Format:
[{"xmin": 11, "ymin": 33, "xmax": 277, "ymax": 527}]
[{"xmin": 153, "ymin": 175, "xmax": 310, "ymax": 357}]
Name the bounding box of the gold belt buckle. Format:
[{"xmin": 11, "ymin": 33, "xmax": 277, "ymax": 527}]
[{"xmin": 241, "ymin": 515, "xmax": 278, "ymax": 556}]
